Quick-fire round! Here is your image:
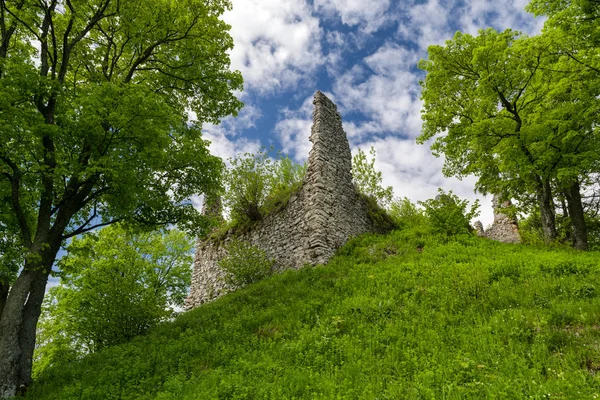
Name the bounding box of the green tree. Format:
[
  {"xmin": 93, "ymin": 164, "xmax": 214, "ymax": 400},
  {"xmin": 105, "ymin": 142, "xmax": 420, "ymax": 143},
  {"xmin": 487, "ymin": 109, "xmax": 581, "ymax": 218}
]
[
  {"xmin": 417, "ymin": 28, "xmax": 598, "ymax": 249},
  {"xmin": 224, "ymin": 149, "xmax": 277, "ymax": 222},
  {"xmin": 389, "ymin": 197, "xmax": 428, "ymax": 230},
  {"xmin": 218, "ymin": 239, "xmax": 274, "ymax": 288},
  {"xmin": 224, "ymin": 150, "xmax": 305, "ymax": 223},
  {"xmin": 34, "ymin": 224, "xmax": 193, "ymax": 376},
  {"xmin": 352, "ymin": 147, "xmax": 393, "ymax": 207},
  {"xmin": 0, "ymin": 0, "xmax": 242, "ymax": 396},
  {"xmin": 526, "ymin": 0, "xmax": 600, "ymax": 249},
  {"xmin": 419, "ymin": 189, "xmax": 480, "ymax": 236},
  {"xmin": 527, "ymin": 0, "xmax": 600, "ymax": 72}
]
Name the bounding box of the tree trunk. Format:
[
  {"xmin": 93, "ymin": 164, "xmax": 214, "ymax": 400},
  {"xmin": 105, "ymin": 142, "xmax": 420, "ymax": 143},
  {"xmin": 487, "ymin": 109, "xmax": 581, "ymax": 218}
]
[
  {"xmin": 558, "ymin": 193, "xmax": 572, "ymax": 243},
  {"xmin": 0, "ymin": 281, "xmax": 8, "ymax": 322},
  {"xmin": 0, "ymin": 253, "xmax": 52, "ymax": 398},
  {"xmin": 537, "ymin": 177, "xmax": 557, "ymax": 243},
  {"xmin": 565, "ymin": 180, "xmax": 589, "ymax": 250}
]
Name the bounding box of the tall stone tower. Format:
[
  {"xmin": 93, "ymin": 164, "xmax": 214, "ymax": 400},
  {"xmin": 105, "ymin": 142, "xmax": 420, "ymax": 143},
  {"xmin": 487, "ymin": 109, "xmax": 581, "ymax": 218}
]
[
  {"xmin": 303, "ymin": 91, "xmax": 371, "ymax": 265},
  {"xmin": 185, "ymin": 91, "xmax": 376, "ymax": 308}
]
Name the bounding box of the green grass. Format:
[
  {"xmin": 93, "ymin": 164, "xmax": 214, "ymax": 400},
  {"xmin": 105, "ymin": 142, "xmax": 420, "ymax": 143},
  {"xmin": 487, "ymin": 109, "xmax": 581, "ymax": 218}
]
[{"xmin": 27, "ymin": 227, "xmax": 600, "ymax": 399}]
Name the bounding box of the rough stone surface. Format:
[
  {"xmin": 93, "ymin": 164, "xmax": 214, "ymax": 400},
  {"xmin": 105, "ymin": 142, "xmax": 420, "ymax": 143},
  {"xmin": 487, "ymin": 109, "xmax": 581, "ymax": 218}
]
[
  {"xmin": 477, "ymin": 194, "xmax": 521, "ymax": 244},
  {"xmin": 185, "ymin": 91, "xmax": 373, "ymax": 309},
  {"xmin": 473, "ymin": 221, "xmax": 485, "ymax": 237}
]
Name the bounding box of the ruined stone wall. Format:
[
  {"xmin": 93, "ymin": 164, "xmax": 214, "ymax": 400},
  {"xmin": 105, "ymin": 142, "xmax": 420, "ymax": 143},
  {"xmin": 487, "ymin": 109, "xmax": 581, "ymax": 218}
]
[
  {"xmin": 475, "ymin": 194, "xmax": 521, "ymax": 244},
  {"xmin": 185, "ymin": 92, "xmax": 373, "ymax": 308}
]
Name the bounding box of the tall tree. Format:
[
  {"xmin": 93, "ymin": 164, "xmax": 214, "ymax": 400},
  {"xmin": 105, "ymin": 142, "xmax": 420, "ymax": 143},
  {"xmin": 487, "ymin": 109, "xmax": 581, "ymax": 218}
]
[
  {"xmin": 417, "ymin": 28, "xmax": 598, "ymax": 248},
  {"xmin": 0, "ymin": 0, "xmax": 242, "ymax": 397},
  {"xmin": 526, "ymin": 0, "xmax": 600, "ymax": 249},
  {"xmin": 34, "ymin": 225, "xmax": 193, "ymax": 375}
]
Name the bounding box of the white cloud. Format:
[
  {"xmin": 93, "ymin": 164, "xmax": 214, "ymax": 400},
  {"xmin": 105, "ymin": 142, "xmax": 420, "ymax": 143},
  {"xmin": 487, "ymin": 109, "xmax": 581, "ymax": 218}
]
[
  {"xmin": 202, "ymin": 104, "xmax": 262, "ymax": 162},
  {"xmin": 458, "ymin": 0, "xmax": 545, "ymax": 37},
  {"xmin": 332, "ymin": 44, "xmax": 423, "ymax": 139},
  {"xmin": 397, "ymin": 0, "xmax": 452, "ymax": 50},
  {"xmin": 225, "ymin": 0, "xmax": 323, "ymax": 94},
  {"xmin": 314, "ymin": 0, "xmax": 392, "ymax": 32},
  {"xmin": 397, "ymin": 0, "xmax": 544, "ymax": 52},
  {"xmin": 353, "ymin": 138, "xmax": 494, "ymax": 226},
  {"xmin": 273, "ymin": 94, "xmax": 314, "ymax": 162}
]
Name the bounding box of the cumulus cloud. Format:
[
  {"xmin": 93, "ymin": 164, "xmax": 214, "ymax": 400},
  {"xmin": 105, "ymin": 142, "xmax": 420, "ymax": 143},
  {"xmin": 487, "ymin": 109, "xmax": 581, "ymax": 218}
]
[
  {"xmin": 397, "ymin": 0, "xmax": 544, "ymax": 51},
  {"xmin": 353, "ymin": 138, "xmax": 494, "ymax": 226},
  {"xmin": 332, "ymin": 44, "xmax": 423, "ymax": 139},
  {"xmin": 273, "ymin": 94, "xmax": 315, "ymax": 162},
  {"xmin": 314, "ymin": 0, "xmax": 392, "ymax": 32},
  {"xmin": 202, "ymin": 104, "xmax": 262, "ymax": 162},
  {"xmin": 225, "ymin": 0, "xmax": 323, "ymax": 94}
]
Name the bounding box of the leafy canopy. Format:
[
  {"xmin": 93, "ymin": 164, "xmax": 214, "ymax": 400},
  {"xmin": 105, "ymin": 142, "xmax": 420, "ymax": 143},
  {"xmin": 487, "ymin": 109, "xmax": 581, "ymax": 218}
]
[
  {"xmin": 417, "ymin": 28, "xmax": 599, "ymax": 204},
  {"xmin": 218, "ymin": 240, "xmax": 274, "ymax": 288},
  {"xmin": 223, "ymin": 149, "xmax": 306, "ymax": 223},
  {"xmin": 34, "ymin": 224, "xmax": 193, "ymax": 375},
  {"xmin": 419, "ymin": 189, "xmax": 480, "ymax": 236},
  {"xmin": 0, "ymin": 0, "xmax": 243, "ymax": 256}
]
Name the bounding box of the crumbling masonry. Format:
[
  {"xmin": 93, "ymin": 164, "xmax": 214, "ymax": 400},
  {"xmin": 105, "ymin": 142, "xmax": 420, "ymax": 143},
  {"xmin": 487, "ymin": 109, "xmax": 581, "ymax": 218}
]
[
  {"xmin": 185, "ymin": 91, "xmax": 374, "ymax": 309},
  {"xmin": 474, "ymin": 194, "xmax": 521, "ymax": 244}
]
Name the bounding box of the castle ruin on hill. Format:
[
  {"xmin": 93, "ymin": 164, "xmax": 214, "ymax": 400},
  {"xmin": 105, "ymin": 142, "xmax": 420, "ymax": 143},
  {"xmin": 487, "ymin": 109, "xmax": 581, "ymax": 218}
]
[
  {"xmin": 185, "ymin": 91, "xmax": 522, "ymax": 309},
  {"xmin": 185, "ymin": 91, "xmax": 376, "ymax": 309}
]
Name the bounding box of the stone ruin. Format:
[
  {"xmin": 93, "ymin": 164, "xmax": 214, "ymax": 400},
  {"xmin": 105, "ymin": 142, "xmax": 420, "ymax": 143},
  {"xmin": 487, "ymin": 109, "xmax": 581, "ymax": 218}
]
[
  {"xmin": 474, "ymin": 194, "xmax": 521, "ymax": 244},
  {"xmin": 185, "ymin": 91, "xmax": 378, "ymax": 309},
  {"xmin": 185, "ymin": 92, "xmax": 523, "ymax": 310}
]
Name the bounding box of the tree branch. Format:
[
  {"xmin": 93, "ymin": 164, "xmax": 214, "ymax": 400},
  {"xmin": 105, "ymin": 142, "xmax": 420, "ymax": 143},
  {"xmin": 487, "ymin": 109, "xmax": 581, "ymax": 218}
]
[{"xmin": 1, "ymin": 156, "xmax": 32, "ymax": 247}]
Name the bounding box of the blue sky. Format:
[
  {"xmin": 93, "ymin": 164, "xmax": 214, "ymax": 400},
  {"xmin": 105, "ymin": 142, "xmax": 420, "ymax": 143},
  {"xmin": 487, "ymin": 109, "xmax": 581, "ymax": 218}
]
[{"xmin": 198, "ymin": 0, "xmax": 546, "ymax": 227}]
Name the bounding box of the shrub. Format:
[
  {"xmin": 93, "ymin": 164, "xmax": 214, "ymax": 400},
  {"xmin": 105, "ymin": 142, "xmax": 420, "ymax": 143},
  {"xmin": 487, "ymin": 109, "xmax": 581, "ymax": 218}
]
[
  {"xmin": 224, "ymin": 150, "xmax": 306, "ymax": 224},
  {"xmin": 352, "ymin": 146, "xmax": 393, "ymax": 208},
  {"xmin": 360, "ymin": 194, "xmax": 397, "ymax": 233},
  {"xmin": 389, "ymin": 197, "xmax": 429, "ymax": 230},
  {"xmin": 224, "ymin": 149, "xmax": 276, "ymax": 222},
  {"xmin": 219, "ymin": 240, "xmax": 275, "ymax": 287},
  {"xmin": 419, "ymin": 189, "xmax": 479, "ymax": 236}
]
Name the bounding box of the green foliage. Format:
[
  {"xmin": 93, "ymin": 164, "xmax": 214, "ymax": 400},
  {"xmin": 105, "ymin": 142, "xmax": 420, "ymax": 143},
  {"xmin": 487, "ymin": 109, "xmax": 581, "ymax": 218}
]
[
  {"xmin": 223, "ymin": 150, "xmax": 306, "ymax": 224},
  {"xmin": 26, "ymin": 228, "xmax": 600, "ymax": 399},
  {"xmin": 34, "ymin": 224, "xmax": 193, "ymax": 376},
  {"xmin": 518, "ymin": 212, "xmax": 547, "ymax": 246},
  {"xmin": 419, "ymin": 189, "xmax": 480, "ymax": 236},
  {"xmin": 0, "ymin": 0, "xmax": 241, "ymax": 244},
  {"xmin": 521, "ymin": 209, "xmax": 600, "ymax": 250},
  {"xmin": 263, "ymin": 156, "xmax": 306, "ymax": 215},
  {"xmin": 389, "ymin": 197, "xmax": 429, "ymax": 230},
  {"xmin": 417, "ymin": 26, "xmax": 600, "ymax": 246},
  {"xmin": 352, "ymin": 147, "xmax": 393, "ymax": 208},
  {"xmin": 272, "ymin": 156, "xmax": 307, "ymax": 194},
  {"xmin": 0, "ymin": 1, "xmax": 241, "ymax": 387},
  {"xmin": 218, "ymin": 240, "xmax": 274, "ymax": 287},
  {"xmin": 360, "ymin": 193, "xmax": 397, "ymax": 234},
  {"xmin": 224, "ymin": 149, "xmax": 276, "ymax": 222}
]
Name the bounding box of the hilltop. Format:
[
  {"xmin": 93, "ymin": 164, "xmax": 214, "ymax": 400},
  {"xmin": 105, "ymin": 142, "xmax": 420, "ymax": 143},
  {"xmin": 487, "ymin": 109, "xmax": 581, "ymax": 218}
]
[{"xmin": 24, "ymin": 224, "xmax": 600, "ymax": 399}]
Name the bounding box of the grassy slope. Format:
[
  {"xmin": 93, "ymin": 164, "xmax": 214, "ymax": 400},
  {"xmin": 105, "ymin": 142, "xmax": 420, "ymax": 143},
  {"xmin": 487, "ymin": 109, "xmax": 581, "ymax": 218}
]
[{"xmin": 27, "ymin": 228, "xmax": 600, "ymax": 399}]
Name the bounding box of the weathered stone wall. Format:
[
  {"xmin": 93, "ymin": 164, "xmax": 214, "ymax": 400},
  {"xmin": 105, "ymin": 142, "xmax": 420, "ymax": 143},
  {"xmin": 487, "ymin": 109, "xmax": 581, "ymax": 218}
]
[
  {"xmin": 475, "ymin": 194, "xmax": 521, "ymax": 244},
  {"xmin": 185, "ymin": 92, "xmax": 373, "ymax": 308}
]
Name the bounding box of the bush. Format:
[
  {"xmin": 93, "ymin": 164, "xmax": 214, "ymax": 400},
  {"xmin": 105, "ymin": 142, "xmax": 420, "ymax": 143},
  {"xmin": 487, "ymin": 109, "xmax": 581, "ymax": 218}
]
[
  {"xmin": 360, "ymin": 193, "xmax": 397, "ymax": 233},
  {"xmin": 34, "ymin": 225, "xmax": 193, "ymax": 376},
  {"xmin": 218, "ymin": 240, "xmax": 275, "ymax": 287},
  {"xmin": 224, "ymin": 150, "xmax": 306, "ymax": 223},
  {"xmin": 352, "ymin": 147, "xmax": 393, "ymax": 208},
  {"xmin": 419, "ymin": 189, "xmax": 479, "ymax": 236},
  {"xmin": 389, "ymin": 197, "xmax": 429, "ymax": 230},
  {"xmin": 224, "ymin": 149, "xmax": 276, "ymax": 222}
]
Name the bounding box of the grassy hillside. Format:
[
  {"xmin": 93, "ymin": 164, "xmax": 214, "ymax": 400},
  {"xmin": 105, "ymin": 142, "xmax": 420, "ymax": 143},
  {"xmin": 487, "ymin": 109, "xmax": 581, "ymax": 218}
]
[{"xmin": 27, "ymin": 227, "xmax": 600, "ymax": 399}]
